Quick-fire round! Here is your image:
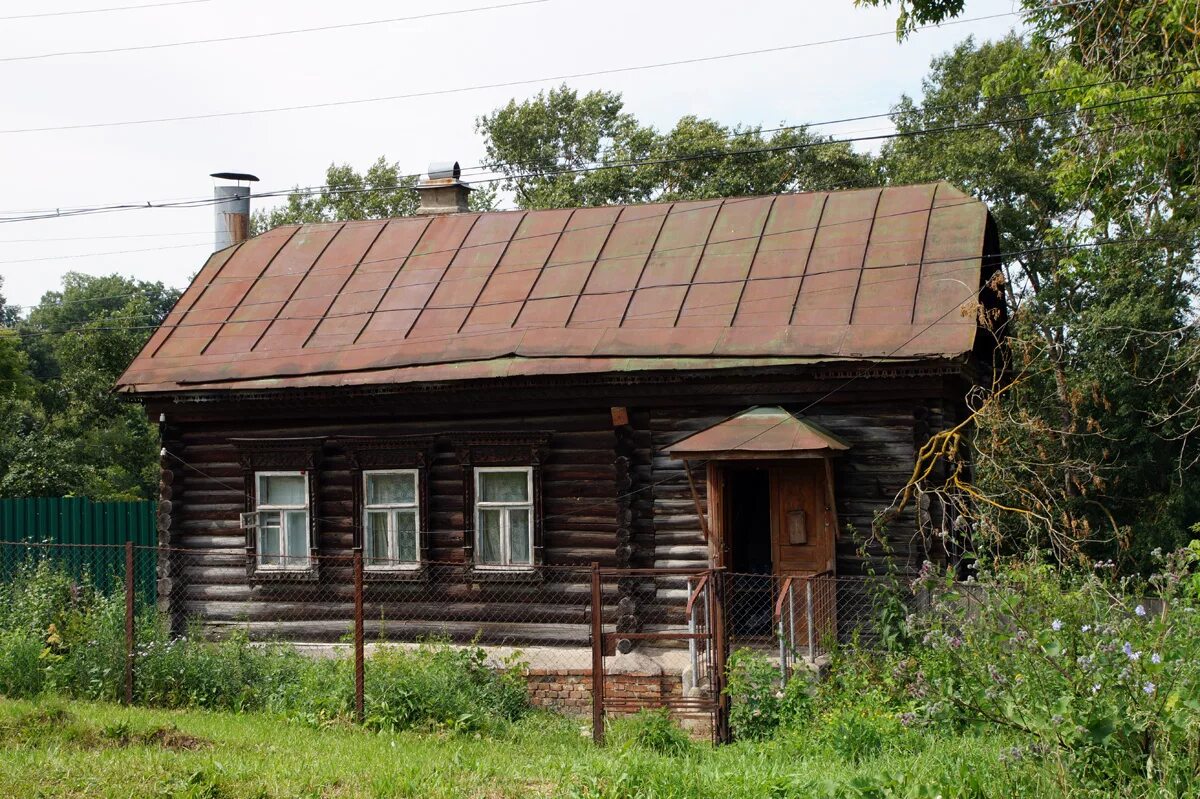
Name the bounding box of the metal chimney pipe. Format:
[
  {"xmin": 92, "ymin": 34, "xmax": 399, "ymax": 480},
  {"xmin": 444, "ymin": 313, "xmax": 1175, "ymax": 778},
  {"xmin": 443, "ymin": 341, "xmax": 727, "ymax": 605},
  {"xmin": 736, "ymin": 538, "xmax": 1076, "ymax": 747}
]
[{"xmin": 210, "ymin": 172, "xmax": 259, "ymax": 250}]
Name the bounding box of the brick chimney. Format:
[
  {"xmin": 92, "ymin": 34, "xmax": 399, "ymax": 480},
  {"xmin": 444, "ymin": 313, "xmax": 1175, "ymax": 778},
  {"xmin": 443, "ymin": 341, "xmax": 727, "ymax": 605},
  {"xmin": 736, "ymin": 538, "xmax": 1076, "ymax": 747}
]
[{"xmin": 415, "ymin": 161, "xmax": 472, "ymax": 215}]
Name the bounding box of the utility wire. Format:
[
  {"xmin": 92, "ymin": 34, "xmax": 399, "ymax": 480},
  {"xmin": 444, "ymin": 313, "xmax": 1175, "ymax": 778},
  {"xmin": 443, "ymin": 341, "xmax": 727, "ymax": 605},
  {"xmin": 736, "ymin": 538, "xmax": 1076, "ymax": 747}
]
[
  {"xmin": 0, "ymin": 0, "xmax": 549, "ymax": 63},
  {"xmin": 1, "ymin": 89, "xmax": 1191, "ymax": 228},
  {"xmin": 0, "ymin": 0, "xmax": 210, "ymax": 21},
  {"xmin": 0, "ymin": 68, "xmax": 1185, "ymax": 220},
  {"xmin": 0, "ymin": 6, "xmax": 1043, "ymax": 135}
]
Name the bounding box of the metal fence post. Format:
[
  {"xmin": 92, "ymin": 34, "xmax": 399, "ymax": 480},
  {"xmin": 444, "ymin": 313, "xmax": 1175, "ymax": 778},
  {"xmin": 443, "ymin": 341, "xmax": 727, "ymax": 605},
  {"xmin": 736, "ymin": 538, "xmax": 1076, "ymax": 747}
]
[
  {"xmin": 686, "ymin": 577, "xmax": 698, "ymax": 691},
  {"xmin": 124, "ymin": 540, "xmax": 134, "ymax": 706},
  {"xmin": 590, "ymin": 561, "xmax": 604, "ymax": 745},
  {"xmin": 353, "ymin": 548, "xmax": 364, "ymax": 724},
  {"xmin": 806, "ymin": 578, "xmax": 815, "ymax": 658},
  {"xmin": 712, "ymin": 567, "xmax": 731, "ymax": 744}
]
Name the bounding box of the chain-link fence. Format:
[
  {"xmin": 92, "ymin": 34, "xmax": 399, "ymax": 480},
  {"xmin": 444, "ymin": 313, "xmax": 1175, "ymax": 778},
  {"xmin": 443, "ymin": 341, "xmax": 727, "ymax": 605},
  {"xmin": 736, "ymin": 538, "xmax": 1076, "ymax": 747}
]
[{"xmin": 0, "ymin": 540, "xmax": 918, "ymax": 743}]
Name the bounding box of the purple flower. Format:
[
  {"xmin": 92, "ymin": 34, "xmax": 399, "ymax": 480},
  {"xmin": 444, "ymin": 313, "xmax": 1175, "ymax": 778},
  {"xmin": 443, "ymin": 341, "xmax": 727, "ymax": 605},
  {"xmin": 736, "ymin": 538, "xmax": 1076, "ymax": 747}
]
[
  {"xmin": 1122, "ymin": 642, "xmax": 1141, "ymax": 661},
  {"xmin": 1081, "ymin": 624, "xmax": 1092, "ymax": 633},
  {"xmin": 1151, "ymin": 653, "xmax": 1161, "ymax": 664},
  {"xmin": 1091, "ymin": 683, "xmax": 1101, "ymax": 695},
  {"xmin": 1135, "ymin": 605, "xmax": 1147, "ymax": 617},
  {"xmin": 1051, "ymin": 619, "xmax": 1063, "ymax": 631},
  {"xmin": 1143, "ymin": 682, "xmax": 1156, "ymax": 695}
]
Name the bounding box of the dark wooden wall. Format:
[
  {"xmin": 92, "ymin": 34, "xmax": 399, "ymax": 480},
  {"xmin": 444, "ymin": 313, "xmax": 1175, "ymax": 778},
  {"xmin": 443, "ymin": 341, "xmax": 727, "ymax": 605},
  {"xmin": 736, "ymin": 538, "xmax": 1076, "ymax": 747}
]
[{"xmin": 151, "ymin": 365, "xmax": 970, "ymax": 644}]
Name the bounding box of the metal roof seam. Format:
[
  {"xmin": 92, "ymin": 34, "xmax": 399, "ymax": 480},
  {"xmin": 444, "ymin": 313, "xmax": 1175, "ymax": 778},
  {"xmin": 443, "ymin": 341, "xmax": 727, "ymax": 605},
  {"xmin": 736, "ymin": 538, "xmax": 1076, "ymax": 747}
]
[
  {"xmin": 116, "ymin": 185, "xmax": 993, "ymax": 392},
  {"xmin": 198, "ymin": 225, "xmax": 300, "ymax": 356},
  {"xmin": 250, "ymin": 220, "xmax": 345, "ymax": 353}
]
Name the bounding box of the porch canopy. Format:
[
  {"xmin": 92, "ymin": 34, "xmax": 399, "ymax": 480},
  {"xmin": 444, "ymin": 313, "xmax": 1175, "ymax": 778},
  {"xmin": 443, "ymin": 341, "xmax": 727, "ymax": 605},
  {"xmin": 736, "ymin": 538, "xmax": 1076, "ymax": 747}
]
[{"xmin": 665, "ymin": 407, "xmax": 849, "ymax": 460}]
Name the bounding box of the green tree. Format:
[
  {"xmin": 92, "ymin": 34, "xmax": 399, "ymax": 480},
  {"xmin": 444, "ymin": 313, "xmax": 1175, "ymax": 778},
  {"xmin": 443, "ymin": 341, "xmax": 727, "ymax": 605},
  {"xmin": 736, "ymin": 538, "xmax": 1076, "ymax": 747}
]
[
  {"xmin": 2, "ymin": 273, "xmax": 180, "ymax": 500},
  {"xmin": 870, "ymin": 20, "xmax": 1200, "ymax": 567},
  {"xmin": 475, "ymin": 84, "xmax": 879, "ymax": 210},
  {"xmin": 252, "ymin": 156, "xmax": 498, "ymax": 233}
]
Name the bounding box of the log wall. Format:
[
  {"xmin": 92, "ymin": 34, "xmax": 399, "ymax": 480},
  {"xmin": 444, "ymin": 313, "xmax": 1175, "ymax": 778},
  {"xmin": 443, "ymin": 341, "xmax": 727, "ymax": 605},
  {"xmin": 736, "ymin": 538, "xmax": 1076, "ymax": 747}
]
[{"xmin": 151, "ymin": 366, "xmax": 970, "ymax": 643}]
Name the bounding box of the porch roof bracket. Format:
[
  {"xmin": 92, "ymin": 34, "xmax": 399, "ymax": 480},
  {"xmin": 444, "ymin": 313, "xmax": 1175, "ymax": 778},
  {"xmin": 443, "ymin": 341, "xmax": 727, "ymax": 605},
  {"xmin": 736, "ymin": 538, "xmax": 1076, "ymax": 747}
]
[{"xmin": 682, "ymin": 458, "xmax": 711, "ymax": 545}]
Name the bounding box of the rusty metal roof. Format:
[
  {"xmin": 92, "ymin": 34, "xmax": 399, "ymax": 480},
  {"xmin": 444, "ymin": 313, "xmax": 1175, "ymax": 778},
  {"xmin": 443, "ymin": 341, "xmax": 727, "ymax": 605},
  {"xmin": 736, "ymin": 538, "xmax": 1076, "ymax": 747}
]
[
  {"xmin": 116, "ymin": 182, "xmax": 993, "ymax": 394},
  {"xmin": 666, "ymin": 407, "xmax": 850, "ymax": 459}
]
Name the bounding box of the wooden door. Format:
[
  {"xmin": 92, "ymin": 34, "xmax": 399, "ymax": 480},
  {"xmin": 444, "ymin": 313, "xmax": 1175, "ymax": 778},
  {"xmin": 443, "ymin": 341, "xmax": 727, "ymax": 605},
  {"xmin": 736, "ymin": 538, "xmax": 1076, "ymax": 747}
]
[
  {"xmin": 770, "ymin": 460, "xmax": 837, "ymax": 654},
  {"xmin": 769, "ymin": 461, "xmax": 835, "ymax": 577}
]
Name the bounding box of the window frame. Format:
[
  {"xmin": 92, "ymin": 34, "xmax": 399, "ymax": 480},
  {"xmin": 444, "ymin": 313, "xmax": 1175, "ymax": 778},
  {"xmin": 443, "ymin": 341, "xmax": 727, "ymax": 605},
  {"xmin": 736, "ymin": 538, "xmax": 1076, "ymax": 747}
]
[
  {"xmin": 473, "ymin": 466, "xmax": 535, "ymax": 570},
  {"xmin": 362, "ymin": 468, "xmax": 422, "ymax": 572},
  {"xmin": 253, "ymin": 470, "xmax": 312, "ymax": 572}
]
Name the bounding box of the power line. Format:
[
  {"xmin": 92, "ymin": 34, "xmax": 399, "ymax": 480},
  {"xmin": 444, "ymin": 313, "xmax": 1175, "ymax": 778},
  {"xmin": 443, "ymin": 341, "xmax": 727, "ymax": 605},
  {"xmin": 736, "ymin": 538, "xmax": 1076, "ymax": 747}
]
[
  {"xmin": 0, "ymin": 0, "xmax": 210, "ymax": 21},
  {"xmin": 0, "ymin": 241, "xmax": 210, "ymax": 266},
  {"xmin": 1, "ymin": 91, "xmax": 1190, "ymax": 228},
  {"xmin": 1, "ymin": 0, "xmax": 549, "ymax": 63},
  {"xmin": 0, "ymin": 7, "xmax": 1038, "ymax": 134},
  {"xmin": 0, "ymin": 68, "xmax": 1183, "ymax": 220},
  {"xmin": 0, "ymin": 230, "xmax": 211, "ymax": 244}
]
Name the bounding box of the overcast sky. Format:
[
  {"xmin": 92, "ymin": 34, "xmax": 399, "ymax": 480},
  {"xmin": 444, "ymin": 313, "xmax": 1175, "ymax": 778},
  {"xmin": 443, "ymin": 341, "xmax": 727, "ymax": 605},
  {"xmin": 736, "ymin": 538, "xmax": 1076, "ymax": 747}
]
[{"xmin": 0, "ymin": 0, "xmax": 1022, "ymax": 310}]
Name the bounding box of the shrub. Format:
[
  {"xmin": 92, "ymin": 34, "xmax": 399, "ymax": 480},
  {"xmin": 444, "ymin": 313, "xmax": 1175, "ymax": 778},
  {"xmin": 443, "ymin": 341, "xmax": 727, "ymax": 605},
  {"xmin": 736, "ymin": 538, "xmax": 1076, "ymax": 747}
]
[
  {"xmin": 725, "ymin": 647, "xmax": 783, "ymax": 741},
  {"xmin": 364, "ymin": 640, "xmax": 528, "ymax": 733},
  {"xmin": 814, "ymin": 705, "xmax": 905, "ymax": 764},
  {"xmin": 0, "ymin": 561, "xmax": 530, "ymax": 733},
  {"xmin": 908, "ymin": 546, "xmax": 1200, "ymax": 794},
  {"xmin": 607, "ymin": 708, "xmax": 693, "ymax": 756}
]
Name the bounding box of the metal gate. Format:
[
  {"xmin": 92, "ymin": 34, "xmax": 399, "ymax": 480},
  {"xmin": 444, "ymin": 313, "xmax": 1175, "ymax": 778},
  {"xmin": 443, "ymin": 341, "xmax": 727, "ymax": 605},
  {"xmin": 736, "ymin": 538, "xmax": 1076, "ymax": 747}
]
[{"xmin": 590, "ymin": 567, "xmax": 726, "ymax": 743}]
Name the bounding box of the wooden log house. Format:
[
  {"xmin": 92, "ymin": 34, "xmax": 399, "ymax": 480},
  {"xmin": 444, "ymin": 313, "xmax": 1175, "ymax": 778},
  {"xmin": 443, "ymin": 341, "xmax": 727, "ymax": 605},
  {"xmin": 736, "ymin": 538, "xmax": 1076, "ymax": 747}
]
[{"xmin": 116, "ymin": 170, "xmax": 1002, "ymax": 648}]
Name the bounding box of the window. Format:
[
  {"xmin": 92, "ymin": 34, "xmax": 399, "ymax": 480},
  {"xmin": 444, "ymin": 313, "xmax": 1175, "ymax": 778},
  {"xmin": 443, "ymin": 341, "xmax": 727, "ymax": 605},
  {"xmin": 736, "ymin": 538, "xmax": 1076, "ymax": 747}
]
[
  {"xmin": 363, "ymin": 470, "xmax": 420, "ymax": 569},
  {"xmin": 474, "ymin": 467, "xmax": 533, "ymax": 567},
  {"xmin": 255, "ymin": 472, "xmax": 310, "ymax": 570}
]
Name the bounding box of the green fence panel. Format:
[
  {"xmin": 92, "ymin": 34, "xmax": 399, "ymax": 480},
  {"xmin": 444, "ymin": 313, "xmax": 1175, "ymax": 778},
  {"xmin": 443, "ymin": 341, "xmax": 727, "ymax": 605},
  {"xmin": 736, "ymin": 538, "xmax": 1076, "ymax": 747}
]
[{"xmin": 0, "ymin": 497, "xmax": 157, "ymax": 601}]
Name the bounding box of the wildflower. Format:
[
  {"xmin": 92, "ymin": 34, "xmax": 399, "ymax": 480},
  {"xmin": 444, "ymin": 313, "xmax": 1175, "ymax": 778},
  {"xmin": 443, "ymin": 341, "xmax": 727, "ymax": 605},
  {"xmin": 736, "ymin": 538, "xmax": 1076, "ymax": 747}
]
[
  {"xmin": 1151, "ymin": 653, "xmax": 1162, "ymax": 665},
  {"xmin": 1143, "ymin": 682, "xmax": 1156, "ymax": 695},
  {"xmin": 1122, "ymin": 642, "xmax": 1141, "ymax": 661},
  {"xmin": 1081, "ymin": 624, "xmax": 1092, "ymax": 633},
  {"xmin": 948, "ymin": 635, "xmax": 963, "ymax": 649},
  {"xmin": 1051, "ymin": 619, "xmax": 1063, "ymax": 631},
  {"xmin": 1135, "ymin": 605, "xmax": 1147, "ymax": 617},
  {"xmin": 899, "ymin": 712, "xmax": 916, "ymax": 727},
  {"xmin": 1091, "ymin": 684, "xmax": 1101, "ymax": 695},
  {"xmin": 1076, "ymin": 655, "xmax": 1093, "ymax": 669}
]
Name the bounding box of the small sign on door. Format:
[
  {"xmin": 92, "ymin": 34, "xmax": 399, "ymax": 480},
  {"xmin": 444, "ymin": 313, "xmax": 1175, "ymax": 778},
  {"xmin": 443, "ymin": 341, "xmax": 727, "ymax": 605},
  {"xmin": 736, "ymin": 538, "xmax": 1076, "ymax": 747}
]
[{"xmin": 786, "ymin": 509, "xmax": 807, "ymax": 545}]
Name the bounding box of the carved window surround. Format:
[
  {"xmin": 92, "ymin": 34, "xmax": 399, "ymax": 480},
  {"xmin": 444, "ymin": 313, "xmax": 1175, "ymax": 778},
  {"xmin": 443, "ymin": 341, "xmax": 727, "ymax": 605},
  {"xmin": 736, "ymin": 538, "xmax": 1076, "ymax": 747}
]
[
  {"xmin": 340, "ymin": 437, "xmax": 434, "ymax": 582},
  {"xmin": 452, "ymin": 432, "xmax": 550, "ymax": 581},
  {"xmin": 232, "ymin": 437, "xmax": 324, "ymax": 583}
]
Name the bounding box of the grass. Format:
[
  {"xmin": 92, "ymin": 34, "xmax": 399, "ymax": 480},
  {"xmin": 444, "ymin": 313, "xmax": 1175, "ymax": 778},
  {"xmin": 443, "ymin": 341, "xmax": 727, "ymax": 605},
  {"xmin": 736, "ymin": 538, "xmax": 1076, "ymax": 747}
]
[{"xmin": 0, "ymin": 697, "xmax": 1056, "ymax": 799}]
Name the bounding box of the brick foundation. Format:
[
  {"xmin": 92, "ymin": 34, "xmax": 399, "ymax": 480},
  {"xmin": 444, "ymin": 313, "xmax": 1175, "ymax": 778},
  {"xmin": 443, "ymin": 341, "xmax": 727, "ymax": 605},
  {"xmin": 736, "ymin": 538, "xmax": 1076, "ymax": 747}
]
[{"xmin": 525, "ymin": 668, "xmax": 685, "ymax": 712}]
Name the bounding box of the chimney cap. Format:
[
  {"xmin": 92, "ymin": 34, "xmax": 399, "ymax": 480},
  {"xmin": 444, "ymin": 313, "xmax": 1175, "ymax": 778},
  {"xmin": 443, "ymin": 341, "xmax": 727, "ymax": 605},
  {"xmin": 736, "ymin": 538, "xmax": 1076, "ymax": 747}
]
[
  {"xmin": 210, "ymin": 172, "xmax": 260, "ymax": 183},
  {"xmin": 426, "ymin": 161, "xmax": 461, "ymax": 182}
]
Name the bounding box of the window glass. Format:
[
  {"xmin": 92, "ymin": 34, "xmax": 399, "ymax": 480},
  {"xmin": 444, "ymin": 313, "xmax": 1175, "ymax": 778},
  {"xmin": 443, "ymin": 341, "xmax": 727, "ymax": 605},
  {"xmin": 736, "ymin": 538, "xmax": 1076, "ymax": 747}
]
[
  {"xmin": 367, "ymin": 472, "xmax": 415, "ymax": 505},
  {"xmin": 260, "ymin": 474, "xmax": 306, "ymax": 506},
  {"xmin": 254, "ymin": 472, "xmax": 309, "ymax": 569},
  {"xmin": 395, "ymin": 511, "xmax": 418, "ymax": 562},
  {"xmin": 285, "ymin": 511, "xmax": 308, "ymax": 565},
  {"xmin": 508, "ymin": 508, "xmax": 531, "ymax": 564},
  {"xmin": 366, "ymin": 511, "xmax": 389, "ymax": 564},
  {"xmin": 259, "ymin": 515, "xmax": 281, "ymax": 567},
  {"xmin": 478, "ymin": 508, "xmax": 503, "ymax": 563},
  {"xmin": 479, "ymin": 471, "xmax": 528, "ymax": 503}
]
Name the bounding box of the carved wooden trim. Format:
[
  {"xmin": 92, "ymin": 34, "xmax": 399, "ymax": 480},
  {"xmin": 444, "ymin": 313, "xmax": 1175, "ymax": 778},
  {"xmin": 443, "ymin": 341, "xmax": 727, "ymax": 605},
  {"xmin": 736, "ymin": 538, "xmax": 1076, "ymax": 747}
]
[
  {"xmin": 232, "ymin": 437, "xmax": 324, "ymax": 582},
  {"xmin": 452, "ymin": 432, "xmax": 551, "ymax": 566},
  {"xmin": 339, "ymin": 437, "xmax": 434, "ymax": 565}
]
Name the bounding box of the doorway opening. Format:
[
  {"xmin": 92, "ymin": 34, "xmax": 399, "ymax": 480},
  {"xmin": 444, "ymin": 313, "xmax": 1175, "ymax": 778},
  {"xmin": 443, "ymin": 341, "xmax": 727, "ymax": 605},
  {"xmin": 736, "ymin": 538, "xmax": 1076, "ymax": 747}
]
[{"xmin": 725, "ymin": 467, "xmax": 773, "ymax": 637}]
